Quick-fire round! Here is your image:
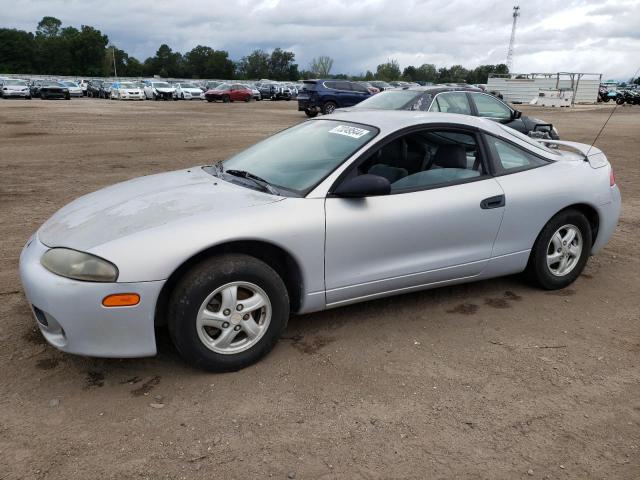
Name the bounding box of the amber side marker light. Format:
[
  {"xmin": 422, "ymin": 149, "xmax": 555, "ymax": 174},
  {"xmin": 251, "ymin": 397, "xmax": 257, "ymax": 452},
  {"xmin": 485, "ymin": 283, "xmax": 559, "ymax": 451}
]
[{"xmin": 102, "ymin": 293, "xmax": 140, "ymax": 307}]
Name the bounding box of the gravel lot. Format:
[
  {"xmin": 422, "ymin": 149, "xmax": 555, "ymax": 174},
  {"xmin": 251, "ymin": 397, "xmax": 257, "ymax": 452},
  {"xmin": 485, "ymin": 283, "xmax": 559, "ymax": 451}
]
[{"xmin": 1, "ymin": 99, "xmax": 639, "ymax": 480}]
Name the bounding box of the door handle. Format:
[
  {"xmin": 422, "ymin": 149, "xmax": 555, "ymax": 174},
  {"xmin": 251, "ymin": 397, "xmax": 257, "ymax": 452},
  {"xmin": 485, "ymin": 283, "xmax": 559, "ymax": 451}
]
[{"xmin": 480, "ymin": 194, "xmax": 505, "ymax": 209}]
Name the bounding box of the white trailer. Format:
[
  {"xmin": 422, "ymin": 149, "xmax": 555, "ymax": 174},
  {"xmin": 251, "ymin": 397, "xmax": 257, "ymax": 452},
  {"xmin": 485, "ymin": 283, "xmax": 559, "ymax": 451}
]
[{"xmin": 487, "ymin": 72, "xmax": 602, "ymax": 105}]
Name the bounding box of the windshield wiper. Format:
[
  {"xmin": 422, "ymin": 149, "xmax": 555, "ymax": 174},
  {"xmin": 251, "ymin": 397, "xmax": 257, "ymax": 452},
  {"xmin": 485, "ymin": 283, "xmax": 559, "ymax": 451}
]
[{"xmin": 224, "ymin": 169, "xmax": 280, "ymax": 195}]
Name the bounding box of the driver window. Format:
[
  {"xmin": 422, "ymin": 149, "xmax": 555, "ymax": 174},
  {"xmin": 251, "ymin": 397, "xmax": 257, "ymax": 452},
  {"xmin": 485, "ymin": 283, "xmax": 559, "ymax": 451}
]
[
  {"xmin": 428, "ymin": 92, "xmax": 472, "ymax": 114},
  {"xmin": 472, "ymin": 93, "xmax": 512, "ymax": 119},
  {"xmin": 356, "ymin": 129, "xmax": 485, "ymax": 192}
]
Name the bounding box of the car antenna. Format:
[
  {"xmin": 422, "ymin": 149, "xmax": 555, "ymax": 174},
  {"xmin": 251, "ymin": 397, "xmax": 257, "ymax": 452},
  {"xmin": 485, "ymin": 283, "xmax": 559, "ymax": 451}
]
[{"xmin": 586, "ymin": 65, "xmax": 639, "ymax": 157}]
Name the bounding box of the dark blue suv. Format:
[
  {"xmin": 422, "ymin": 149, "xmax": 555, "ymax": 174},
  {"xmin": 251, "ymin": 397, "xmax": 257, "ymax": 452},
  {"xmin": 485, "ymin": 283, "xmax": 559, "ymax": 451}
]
[{"xmin": 297, "ymin": 80, "xmax": 372, "ymax": 117}]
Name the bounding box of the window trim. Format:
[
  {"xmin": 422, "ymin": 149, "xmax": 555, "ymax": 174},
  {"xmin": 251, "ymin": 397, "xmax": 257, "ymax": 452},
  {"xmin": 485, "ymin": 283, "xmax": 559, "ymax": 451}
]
[
  {"xmin": 484, "ymin": 133, "xmax": 553, "ymax": 177},
  {"xmin": 328, "ymin": 123, "xmax": 493, "ymax": 197}
]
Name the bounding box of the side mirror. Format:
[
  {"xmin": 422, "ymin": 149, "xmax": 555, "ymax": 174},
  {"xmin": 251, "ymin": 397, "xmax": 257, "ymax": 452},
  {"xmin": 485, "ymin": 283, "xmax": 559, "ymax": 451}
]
[
  {"xmin": 512, "ymin": 110, "xmax": 522, "ymax": 119},
  {"xmin": 332, "ymin": 174, "xmax": 391, "ymax": 198}
]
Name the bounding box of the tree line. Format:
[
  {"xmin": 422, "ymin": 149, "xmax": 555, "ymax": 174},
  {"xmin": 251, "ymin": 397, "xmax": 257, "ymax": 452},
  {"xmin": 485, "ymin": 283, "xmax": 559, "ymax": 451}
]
[{"xmin": 1, "ymin": 16, "xmax": 511, "ymax": 84}]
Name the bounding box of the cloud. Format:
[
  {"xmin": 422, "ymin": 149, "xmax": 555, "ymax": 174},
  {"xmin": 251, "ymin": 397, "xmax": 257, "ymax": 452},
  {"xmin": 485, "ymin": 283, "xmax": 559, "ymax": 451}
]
[{"xmin": 2, "ymin": 0, "xmax": 639, "ymax": 78}]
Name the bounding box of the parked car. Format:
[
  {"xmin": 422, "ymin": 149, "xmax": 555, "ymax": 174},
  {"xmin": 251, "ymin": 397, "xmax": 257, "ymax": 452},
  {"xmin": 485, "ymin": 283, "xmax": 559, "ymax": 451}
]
[
  {"xmin": 110, "ymin": 81, "xmax": 145, "ymax": 100},
  {"xmin": 99, "ymin": 82, "xmax": 113, "ymax": 99},
  {"xmin": 86, "ymin": 80, "xmax": 103, "ymax": 98},
  {"xmin": 204, "ymin": 83, "xmax": 252, "ymax": 103},
  {"xmin": 29, "ymin": 79, "xmax": 46, "ymax": 97},
  {"xmin": 241, "ymin": 83, "xmax": 261, "ymax": 100},
  {"xmin": 257, "ymin": 82, "xmax": 279, "ymax": 100},
  {"xmin": 370, "ymin": 81, "xmax": 392, "ymax": 91},
  {"xmin": 143, "ymin": 80, "xmax": 176, "ymax": 100},
  {"xmin": 59, "ymin": 81, "xmax": 83, "ymax": 97},
  {"xmin": 1, "ymin": 78, "xmax": 31, "ymax": 99},
  {"xmin": 19, "ymin": 110, "xmax": 620, "ymax": 372},
  {"xmin": 38, "ymin": 82, "xmax": 71, "ymax": 100},
  {"xmin": 349, "ymin": 85, "xmax": 560, "ymax": 139},
  {"xmin": 174, "ymin": 82, "xmax": 204, "ymax": 100},
  {"xmin": 358, "ymin": 81, "xmax": 380, "ymax": 95},
  {"xmin": 297, "ymin": 79, "xmax": 373, "ymax": 116}
]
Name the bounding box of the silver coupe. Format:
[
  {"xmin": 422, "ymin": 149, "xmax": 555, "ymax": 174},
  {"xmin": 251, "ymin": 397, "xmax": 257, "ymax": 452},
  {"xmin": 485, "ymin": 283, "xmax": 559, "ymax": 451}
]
[{"xmin": 20, "ymin": 111, "xmax": 621, "ymax": 371}]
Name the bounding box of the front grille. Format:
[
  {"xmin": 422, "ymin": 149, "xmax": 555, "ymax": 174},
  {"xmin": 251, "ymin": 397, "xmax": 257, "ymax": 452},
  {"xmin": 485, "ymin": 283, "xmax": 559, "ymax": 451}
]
[{"xmin": 33, "ymin": 306, "xmax": 48, "ymax": 327}]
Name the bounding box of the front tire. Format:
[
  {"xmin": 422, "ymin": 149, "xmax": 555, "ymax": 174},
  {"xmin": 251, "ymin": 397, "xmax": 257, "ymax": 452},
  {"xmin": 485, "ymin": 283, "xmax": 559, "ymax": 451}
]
[
  {"xmin": 168, "ymin": 254, "xmax": 290, "ymax": 372},
  {"xmin": 304, "ymin": 109, "xmax": 318, "ymax": 118},
  {"xmin": 526, "ymin": 209, "xmax": 592, "ymax": 290},
  {"xmin": 222, "ymin": 95, "xmax": 230, "ymax": 103}
]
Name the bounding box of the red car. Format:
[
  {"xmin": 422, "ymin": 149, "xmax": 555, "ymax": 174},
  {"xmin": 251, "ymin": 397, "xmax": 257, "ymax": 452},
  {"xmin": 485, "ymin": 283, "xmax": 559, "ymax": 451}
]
[{"xmin": 204, "ymin": 83, "xmax": 252, "ymax": 103}]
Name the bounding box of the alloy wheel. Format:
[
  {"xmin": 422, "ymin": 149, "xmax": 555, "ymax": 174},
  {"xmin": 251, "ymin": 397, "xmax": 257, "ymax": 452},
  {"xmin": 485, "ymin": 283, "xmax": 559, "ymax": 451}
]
[
  {"xmin": 196, "ymin": 281, "xmax": 272, "ymax": 355},
  {"xmin": 546, "ymin": 224, "xmax": 583, "ymax": 277}
]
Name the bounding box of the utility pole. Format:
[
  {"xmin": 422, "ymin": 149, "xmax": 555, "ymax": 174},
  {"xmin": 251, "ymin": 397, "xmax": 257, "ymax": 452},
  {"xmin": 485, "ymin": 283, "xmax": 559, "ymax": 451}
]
[
  {"xmin": 112, "ymin": 46, "xmax": 117, "ymax": 78},
  {"xmin": 506, "ymin": 5, "xmax": 520, "ymax": 72}
]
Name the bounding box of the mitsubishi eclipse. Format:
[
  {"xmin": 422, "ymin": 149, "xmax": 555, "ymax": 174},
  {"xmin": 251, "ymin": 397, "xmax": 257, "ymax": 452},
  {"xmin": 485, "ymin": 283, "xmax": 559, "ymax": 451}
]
[{"xmin": 20, "ymin": 111, "xmax": 620, "ymax": 371}]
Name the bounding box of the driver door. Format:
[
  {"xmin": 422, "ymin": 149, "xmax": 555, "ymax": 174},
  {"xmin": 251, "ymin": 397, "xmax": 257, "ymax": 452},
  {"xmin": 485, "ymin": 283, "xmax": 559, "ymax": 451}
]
[{"xmin": 324, "ymin": 128, "xmax": 505, "ymax": 306}]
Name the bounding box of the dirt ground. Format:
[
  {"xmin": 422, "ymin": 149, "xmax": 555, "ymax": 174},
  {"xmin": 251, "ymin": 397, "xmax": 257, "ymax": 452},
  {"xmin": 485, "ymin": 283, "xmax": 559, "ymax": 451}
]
[{"xmin": 0, "ymin": 98, "xmax": 638, "ymax": 480}]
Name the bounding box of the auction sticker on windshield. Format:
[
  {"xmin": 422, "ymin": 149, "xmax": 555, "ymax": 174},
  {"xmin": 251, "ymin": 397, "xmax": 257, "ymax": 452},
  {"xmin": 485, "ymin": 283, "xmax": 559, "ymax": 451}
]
[{"xmin": 329, "ymin": 125, "xmax": 371, "ymax": 139}]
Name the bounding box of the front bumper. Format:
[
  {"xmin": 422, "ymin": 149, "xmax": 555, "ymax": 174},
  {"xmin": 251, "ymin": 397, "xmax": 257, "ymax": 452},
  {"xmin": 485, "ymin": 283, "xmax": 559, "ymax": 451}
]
[
  {"xmin": 2, "ymin": 90, "xmax": 30, "ymax": 97},
  {"xmin": 19, "ymin": 236, "xmax": 165, "ymax": 358},
  {"xmin": 119, "ymin": 93, "xmax": 146, "ymax": 100}
]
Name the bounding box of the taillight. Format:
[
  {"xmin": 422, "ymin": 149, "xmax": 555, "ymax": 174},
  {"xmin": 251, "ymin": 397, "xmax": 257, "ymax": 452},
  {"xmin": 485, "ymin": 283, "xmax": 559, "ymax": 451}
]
[{"xmin": 610, "ymin": 168, "xmax": 616, "ymax": 187}]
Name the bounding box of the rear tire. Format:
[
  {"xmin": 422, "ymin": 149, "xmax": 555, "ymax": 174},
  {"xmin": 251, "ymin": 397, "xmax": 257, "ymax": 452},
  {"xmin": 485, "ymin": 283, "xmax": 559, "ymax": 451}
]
[
  {"xmin": 322, "ymin": 101, "xmax": 337, "ymax": 115},
  {"xmin": 168, "ymin": 254, "xmax": 290, "ymax": 372},
  {"xmin": 526, "ymin": 209, "xmax": 592, "ymax": 290}
]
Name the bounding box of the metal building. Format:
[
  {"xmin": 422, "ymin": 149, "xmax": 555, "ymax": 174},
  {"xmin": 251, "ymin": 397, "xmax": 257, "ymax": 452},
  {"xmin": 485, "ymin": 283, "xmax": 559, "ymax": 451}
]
[{"xmin": 487, "ymin": 72, "xmax": 602, "ymax": 104}]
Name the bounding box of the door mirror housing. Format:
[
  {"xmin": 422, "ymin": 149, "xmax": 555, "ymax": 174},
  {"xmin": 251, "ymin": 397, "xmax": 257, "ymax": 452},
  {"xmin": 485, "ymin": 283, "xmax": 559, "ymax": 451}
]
[
  {"xmin": 512, "ymin": 109, "xmax": 522, "ymax": 120},
  {"xmin": 332, "ymin": 174, "xmax": 391, "ymax": 198}
]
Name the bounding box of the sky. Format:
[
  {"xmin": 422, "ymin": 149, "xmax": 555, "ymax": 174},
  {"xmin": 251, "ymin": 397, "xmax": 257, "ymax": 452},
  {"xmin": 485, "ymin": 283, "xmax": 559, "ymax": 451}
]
[{"xmin": 2, "ymin": 0, "xmax": 639, "ymax": 79}]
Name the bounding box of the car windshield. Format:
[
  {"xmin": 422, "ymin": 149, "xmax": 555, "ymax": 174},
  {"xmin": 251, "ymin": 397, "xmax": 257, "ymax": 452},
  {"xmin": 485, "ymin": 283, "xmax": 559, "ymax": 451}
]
[
  {"xmin": 216, "ymin": 83, "xmax": 230, "ymax": 90},
  {"xmin": 209, "ymin": 120, "xmax": 378, "ymax": 195},
  {"xmin": 61, "ymin": 81, "xmax": 78, "ymax": 87},
  {"xmin": 182, "ymin": 83, "xmax": 198, "ymax": 88},
  {"xmin": 4, "ymin": 79, "xmax": 27, "ymax": 86},
  {"xmin": 353, "ymin": 89, "xmax": 425, "ymax": 110},
  {"xmin": 119, "ymin": 82, "xmax": 136, "ymax": 88},
  {"xmin": 153, "ymin": 82, "xmax": 171, "ymax": 88},
  {"xmin": 497, "ymin": 124, "xmax": 560, "ymax": 155}
]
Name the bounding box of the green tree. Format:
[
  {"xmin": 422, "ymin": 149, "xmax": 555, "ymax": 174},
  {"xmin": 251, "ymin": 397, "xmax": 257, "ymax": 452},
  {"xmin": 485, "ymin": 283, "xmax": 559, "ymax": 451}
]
[
  {"xmin": 145, "ymin": 44, "xmax": 183, "ymax": 77},
  {"xmin": 415, "ymin": 64, "xmax": 437, "ymax": 83},
  {"xmin": 184, "ymin": 45, "xmax": 234, "ymax": 78},
  {"xmin": 36, "ymin": 16, "xmax": 62, "ymax": 38},
  {"xmin": 237, "ymin": 49, "xmax": 270, "ymax": 79},
  {"xmin": 402, "ymin": 65, "xmax": 417, "ymax": 81},
  {"xmin": 376, "ymin": 59, "xmax": 401, "ymax": 81},
  {"xmin": 0, "ymin": 29, "xmax": 36, "ymax": 72},
  {"xmin": 269, "ymin": 48, "xmax": 298, "ymax": 80}
]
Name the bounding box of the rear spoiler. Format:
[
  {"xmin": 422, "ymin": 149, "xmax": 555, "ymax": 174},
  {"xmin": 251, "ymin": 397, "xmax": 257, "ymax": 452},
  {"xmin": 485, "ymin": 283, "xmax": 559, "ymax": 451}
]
[{"xmin": 536, "ymin": 139, "xmax": 608, "ymax": 168}]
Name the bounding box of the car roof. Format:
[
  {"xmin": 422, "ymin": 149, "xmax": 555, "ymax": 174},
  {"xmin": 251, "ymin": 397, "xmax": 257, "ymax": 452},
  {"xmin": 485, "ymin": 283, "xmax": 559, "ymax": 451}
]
[{"xmin": 316, "ymin": 109, "xmax": 504, "ymax": 137}]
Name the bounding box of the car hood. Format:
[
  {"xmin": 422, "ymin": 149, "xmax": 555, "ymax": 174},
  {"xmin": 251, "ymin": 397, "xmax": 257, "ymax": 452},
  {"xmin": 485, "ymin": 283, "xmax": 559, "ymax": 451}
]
[
  {"xmin": 38, "ymin": 167, "xmax": 282, "ymax": 251},
  {"xmin": 4, "ymin": 85, "xmax": 29, "ymax": 90},
  {"xmin": 154, "ymin": 87, "xmax": 174, "ymax": 92}
]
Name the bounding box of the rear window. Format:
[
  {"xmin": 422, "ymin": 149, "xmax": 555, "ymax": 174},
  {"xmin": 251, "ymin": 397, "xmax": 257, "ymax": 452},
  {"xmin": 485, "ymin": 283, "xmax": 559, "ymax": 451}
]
[{"xmin": 302, "ymin": 81, "xmax": 317, "ymax": 92}]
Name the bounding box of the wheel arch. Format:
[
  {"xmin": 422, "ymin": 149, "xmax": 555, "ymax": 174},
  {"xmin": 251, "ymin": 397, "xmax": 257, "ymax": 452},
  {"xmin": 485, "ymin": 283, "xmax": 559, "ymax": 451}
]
[
  {"xmin": 531, "ymin": 202, "xmax": 600, "ymax": 254},
  {"xmin": 154, "ymin": 240, "xmax": 305, "ymax": 326},
  {"xmin": 559, "ymin": 203, "xmax": 600, "ymax": 245}
]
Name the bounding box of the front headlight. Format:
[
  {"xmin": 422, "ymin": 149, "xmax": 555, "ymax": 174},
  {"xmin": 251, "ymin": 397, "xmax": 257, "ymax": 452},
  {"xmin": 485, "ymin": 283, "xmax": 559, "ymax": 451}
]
[{"xmin": 41, "ymin": 248, "xmax": 118, "ymax": 282}]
